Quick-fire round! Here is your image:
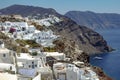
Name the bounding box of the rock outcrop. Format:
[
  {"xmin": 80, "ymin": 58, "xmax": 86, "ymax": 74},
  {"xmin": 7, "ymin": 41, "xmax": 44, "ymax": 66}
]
[{"xmin": 65, "ymin": 11, "xmax": 120, "ymax": 30}]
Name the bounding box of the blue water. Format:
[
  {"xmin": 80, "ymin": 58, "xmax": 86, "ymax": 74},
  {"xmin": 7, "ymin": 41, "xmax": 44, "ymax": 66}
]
[{"xmin": 90, "ymin": 29, "xmax": 120, "ymax": 80}]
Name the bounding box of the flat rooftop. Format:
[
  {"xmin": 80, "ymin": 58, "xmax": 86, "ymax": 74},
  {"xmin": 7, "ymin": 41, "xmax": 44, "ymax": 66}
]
[
  {"xmin": 44, "ymin": 52, "xmax": 64, "ymax": 56},
  {"xmin": 0, "ymin": 48, "xmax": 10, "ymax": 53}
]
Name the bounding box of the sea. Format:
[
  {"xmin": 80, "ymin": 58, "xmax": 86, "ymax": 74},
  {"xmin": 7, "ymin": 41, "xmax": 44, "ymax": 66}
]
[{"xmin": 90, "ymin": 29, "xmax": 120, "ymax": 80}]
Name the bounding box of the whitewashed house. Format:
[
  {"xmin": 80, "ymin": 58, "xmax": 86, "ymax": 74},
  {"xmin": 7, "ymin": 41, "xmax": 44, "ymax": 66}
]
[
  {"xmin": 0, "ymin": 63, "xmax": 16, "ymax": 72},
  {"xmin": 1, "ymin": 21, "xmax": 59, "ymax": 47},
  {"xmin": 34, "ymin": 15, "xmax": 61, "ymax": 27},
  {"xmin": 33, "ymin": 52, "xmax": 47, "ymax": 67},
  {"xmin": 17, "ymin": 53, "xmax": 45, "ymax": 69},
  {"xmin": 37, "ymin": 67, "xmax": 52, "ymax": 80},
  {"xmin": 12, "ymin": 22, "xmax": 29, "ymax": 32},
  {"xmin": 33, "ymin": 30, "xmax": 58, "ymax": 47},
  {"xmin": 0, "ymin": 42, "xmax": 16, "ymax": 72},
  {"xmin": 53, "ymin": 63, "xmax": 67, "ymax": 80},
  {"xmin": 66, "ymin": 64, "xmax": 81, "ymax": 80},
  {"xmin": 44, "ymin": 52, "xmax": 66, "ymax": 60},
  {"xmin": 66, "ymin": 64, "xmax": 99, "ymax": 80},
  {"xmin": 0, "ymin": 48, "xmax": 15, "ymax": 64},
  {"xmin": 0, "ymin": 21, "xmax": 34, "ymax": 39},
  {"xmin": 0, "ymin": 21, "xmax": 28, "ymax": 32},
  {"xmin": 17, "ymin": 53, "xmax": 48, "ymax": 80},
  {"xmin": 28, "ymin": 25, "xmax": 36, "ymax": 33},
  {"xmin": 10, "ymin": 23, "xmax": 36, "ymax": 40}
]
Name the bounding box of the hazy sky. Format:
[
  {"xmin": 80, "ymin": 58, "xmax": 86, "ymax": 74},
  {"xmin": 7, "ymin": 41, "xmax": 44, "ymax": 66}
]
[{"xmin": 0, "ymin": 0, "xmax": 120, "ymax": 14}]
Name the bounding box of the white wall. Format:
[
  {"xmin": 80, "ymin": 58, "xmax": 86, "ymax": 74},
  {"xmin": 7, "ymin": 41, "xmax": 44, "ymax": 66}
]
[
  {"xmin": 66, "ymin": 69, "xmax": 78, "ymax": 80},
  {"xmin": 0, "ymin": 63, "xmax": 16, "ymax": 72},
  {"xmin": 66, "ymin": 64, "xmax": 81, "ymax": 80},
  {"xmin": 57, "ymin": 74, "xmax": 66, "ymax": 80},
  {"xmin": 18, "ymin": 59, "xmax": 39, "ymax": 69},
  {"xmin": 23, "ymin": 60, "xmax": 38, "ymax": 69}
]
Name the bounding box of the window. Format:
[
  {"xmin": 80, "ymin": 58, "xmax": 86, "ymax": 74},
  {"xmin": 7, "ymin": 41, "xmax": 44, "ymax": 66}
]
[
  {"xmin": 22, "ymin": 27, "xmax": 26, "ymax": 31},
  {"xmin": 3, "ymin": 54, "xmax": 6, "ymax": 57},
  {"xmin": 32, "ymin": 62, "xmax": 34, "ymax": 64},
  {"xmin": 10, "ymin": 66, "xmax": 12, "ymax": 70},
  {"xmin": 32, "ymin": 65, "xmax": 34, "ymax": 69},
  {"xmin": 29, "ymin": 65, "xmax": 31, "ymax": 68},
  {"xmin": 35, "ymin": 65, "xmax": 37, "ymax": 67}
]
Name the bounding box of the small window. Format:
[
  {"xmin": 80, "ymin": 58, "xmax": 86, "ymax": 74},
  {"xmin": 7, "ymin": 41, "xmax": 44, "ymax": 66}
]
[
  {"xmin": 3, "ymin": 54, "xmax": 6, "ymax": 57},
  {"xmin": 32, "ymin": 62, "xmax": 34, "ymax": 64},
  {"xmin": 35, "ymin": 65, "xmax": 37, "ymax": 67},
  {"xmin": 29, "ymin": 65, "xmax": 31, "ymax": 68},
  {"xmin": 22, "ymin": 27, "xmax": 26, "ymax": 31},
  {"xmin": 10, "ymin": 66, "xmax": 12, "ymax": 70}
]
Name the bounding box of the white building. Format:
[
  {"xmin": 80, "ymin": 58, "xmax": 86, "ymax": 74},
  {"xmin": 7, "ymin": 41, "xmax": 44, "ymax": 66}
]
[
  {"xmin": 33, "ymin": 30, "xmax": 58, "ymax": 47},
  {"xmin": 0, "ymin": 63, "xmax": 16, "ymax": 72},
  {"xmin": 66, "ymin": 64, "xmax": 99, "ymax": 80},
  {"xmin": 37, "ymin": 67, "xmax": 52, "ymax": 80},
  {"xmin": 66, "ymin": 64, "xmax": 81, "ymax": 80},
  {"xmin": 0, "ymin": 44, "xmax": 16, "ymax": 72},
  {"xmin": 0, "ymin": 21, "xmax": 29, "ymax": 32},
  {"xmin": 34, "ymin": 15, "xmax": 61, "ymax": 27},
  {"xmin": 17, "ymin": 53, "xmax": 50, "ymax": 80},
  {"xmin": 0, "ymin": 48, "xmax": 15, "ymax": 64},
  {"xmin": 10, "ymin": 22, "xmax": 29, "ymax": 31},
  {"xmin": 53, "ymin": 63, "xmax": 67, "ymax": 80},
  {"xmin": 44, "ymin": 52, "xmax": 66, "ymax": 60},
  {"xmin": 33, "ymin": 52, "xmax": 47, "ymax": 67},
  {"xmin": 0, "ymin": 21, "xmax": 36, "ymax": 39},
  {"xmin": 1, "ymin": 21, "xmax": 58, "ymax": 47},
  {"xmin": 17, "ymin": 53, "xmax": 45, "ymax": 69}
]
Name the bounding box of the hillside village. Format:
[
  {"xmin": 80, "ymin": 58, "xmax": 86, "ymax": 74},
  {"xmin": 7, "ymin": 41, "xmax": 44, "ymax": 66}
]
[{"xmin": 0, "ymin": 15, "xmax": 100, "ymax": 80}]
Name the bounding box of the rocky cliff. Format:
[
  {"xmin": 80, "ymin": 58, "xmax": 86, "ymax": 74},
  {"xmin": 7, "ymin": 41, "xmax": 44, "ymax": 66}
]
[{"xmin": 65, "ymin": 11, "xmax": 120, "ymax": 30}]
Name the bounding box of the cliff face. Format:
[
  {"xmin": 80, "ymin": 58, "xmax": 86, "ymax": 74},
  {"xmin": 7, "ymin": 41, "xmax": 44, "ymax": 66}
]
[
  {"xmin": 51, "ymin": 17, "xmax": 112, "ymax": 54},
  {"xmin": 65, "ymin": 11, "xmax": 120, "ymax": 30},
  {"xmin": 0, "ymin": 5, "xmax": 112, "ymax": 54}
]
